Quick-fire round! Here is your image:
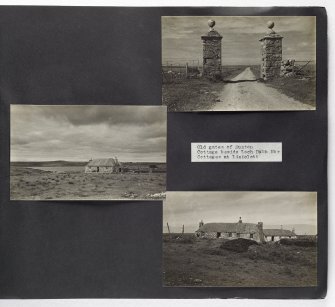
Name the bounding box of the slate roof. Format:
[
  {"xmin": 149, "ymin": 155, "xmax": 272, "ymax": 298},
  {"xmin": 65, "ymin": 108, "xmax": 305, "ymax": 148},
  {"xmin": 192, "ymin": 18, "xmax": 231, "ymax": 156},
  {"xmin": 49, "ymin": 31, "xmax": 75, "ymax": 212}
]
[{"xmin": 197, "ymin": 222, "xmax": 259, "ymax": 234}]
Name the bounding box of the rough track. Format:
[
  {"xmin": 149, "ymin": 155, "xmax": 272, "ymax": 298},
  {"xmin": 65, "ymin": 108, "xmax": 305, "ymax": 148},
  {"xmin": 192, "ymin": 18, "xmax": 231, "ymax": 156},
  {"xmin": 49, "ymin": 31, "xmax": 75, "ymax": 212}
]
[{"xmin": 211, "ymin": 67, "xmax": 314, "ymax": 111}]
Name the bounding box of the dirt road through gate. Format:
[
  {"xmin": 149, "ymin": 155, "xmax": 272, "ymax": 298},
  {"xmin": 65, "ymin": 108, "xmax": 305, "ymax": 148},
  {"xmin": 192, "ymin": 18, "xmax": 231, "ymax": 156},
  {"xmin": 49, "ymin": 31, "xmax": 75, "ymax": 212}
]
[{"xmin": 212, "ymin": 67, "xmax": 314, "ymax": 111}]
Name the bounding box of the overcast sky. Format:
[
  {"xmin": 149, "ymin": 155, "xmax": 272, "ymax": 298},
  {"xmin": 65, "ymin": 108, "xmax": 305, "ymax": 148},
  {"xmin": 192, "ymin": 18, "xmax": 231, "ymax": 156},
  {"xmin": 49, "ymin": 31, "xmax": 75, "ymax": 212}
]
[
  {"xmin": 163, "ymin": 192, "xmax": 317, "ymax": 234},
  {"xmin": 162, "ymin": 16, "xmax": 316, "ymax": 65},
  {"xmin": 11, "ymin": 105, "xmax": 166, "ymax": 162}
]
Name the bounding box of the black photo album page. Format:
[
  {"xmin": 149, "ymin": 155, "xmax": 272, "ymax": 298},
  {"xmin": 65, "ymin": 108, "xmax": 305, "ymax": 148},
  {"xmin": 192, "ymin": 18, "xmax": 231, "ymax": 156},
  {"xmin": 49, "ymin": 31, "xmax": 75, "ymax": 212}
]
[{"xmin": 0, "ymin": 6, "xmax": 327, "ymax": 299}]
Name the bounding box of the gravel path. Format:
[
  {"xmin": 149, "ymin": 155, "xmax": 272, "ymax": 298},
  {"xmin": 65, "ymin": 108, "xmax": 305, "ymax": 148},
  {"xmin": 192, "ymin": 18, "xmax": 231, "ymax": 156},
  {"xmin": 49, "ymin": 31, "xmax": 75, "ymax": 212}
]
[{"xmin": 211, "ymin": 67, "xmax": 314, "ymax": 111}]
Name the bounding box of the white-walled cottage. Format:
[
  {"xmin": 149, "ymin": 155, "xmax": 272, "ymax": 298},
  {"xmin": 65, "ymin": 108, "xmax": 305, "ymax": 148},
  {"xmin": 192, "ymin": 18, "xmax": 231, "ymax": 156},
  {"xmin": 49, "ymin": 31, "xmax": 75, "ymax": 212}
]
[
  {"xmin": 195, "ymin": 217, "xmax": 265, "ymax": 243},
  {"xmin": 85, "ymin": 157, "xmax": 123, "ymax": 173},
  {"xmin": 263, "ymin": 229, "xmax": 297, "ymax": 242},
  {"xmin": 195, "ymin": 217, "xmax": 297, "ymax": 243}
]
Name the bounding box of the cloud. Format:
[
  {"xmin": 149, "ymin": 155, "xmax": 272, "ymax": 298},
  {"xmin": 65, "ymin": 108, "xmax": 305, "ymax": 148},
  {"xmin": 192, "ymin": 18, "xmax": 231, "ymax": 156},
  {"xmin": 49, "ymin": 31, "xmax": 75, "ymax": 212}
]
[
  {"xmin": 162, "ymin": 16, "xmax": 316, "ymax": 65},
  {"xmin": 10, "ymin": 105, "xmax": 167, "ymax": 162},
  {"xmin": 163, "ymin": 192, "xmax": 317, "ymax": 233},
  {"xmin": 12, "ymin": 105, "xmax": 166, "ymax": 127}
]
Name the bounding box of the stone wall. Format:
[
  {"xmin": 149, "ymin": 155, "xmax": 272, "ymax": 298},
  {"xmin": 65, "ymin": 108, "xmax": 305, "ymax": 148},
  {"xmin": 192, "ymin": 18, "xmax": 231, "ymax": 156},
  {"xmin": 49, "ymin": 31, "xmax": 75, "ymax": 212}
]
[
  {"xmin": 260, "ymin": 35, "xmax": 283, "ymax": 80},
  {"xmin": 85, "ymin": 166, "xmax": 122, "ymax": 173},
  {"xmin": 259, "ymin": 22, "xmax": 283, "ymax": 80},
  {"xmin": 196, "ymin": 231, "xmax": 262, "ymax": 242},
  {"xmin": 256, "ymin": 222, "xmax": 265, "ymax": 243},
  {"xmin": 264, "ymin": 235, "xmax": 297, "ymax": 242},
  {"xmin": 201, "ymin": 26, "xmax": 222, "ymax": 79}
]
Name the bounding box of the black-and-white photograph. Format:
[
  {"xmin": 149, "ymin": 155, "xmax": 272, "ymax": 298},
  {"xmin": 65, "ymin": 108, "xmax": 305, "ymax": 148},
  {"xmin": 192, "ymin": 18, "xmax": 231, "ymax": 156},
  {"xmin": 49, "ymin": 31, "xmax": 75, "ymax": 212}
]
[
  {"xmin": 10, "ymin": 105, "xmax": 166, "ymax": 200},
  {"xmin": 163, "ymin": 191, "xmax": 317, "ymax": 287},
  {"xmin": 162, "ymin": 16, "xmax": 316, "ymax": 112}
]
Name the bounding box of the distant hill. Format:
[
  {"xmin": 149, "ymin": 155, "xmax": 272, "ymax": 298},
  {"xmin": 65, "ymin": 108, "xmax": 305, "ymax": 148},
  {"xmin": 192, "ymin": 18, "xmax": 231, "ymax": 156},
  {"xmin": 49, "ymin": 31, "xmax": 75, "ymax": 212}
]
[
  {"xmin": 11, "ymin": 161, "xmax": 166, "ymax": 167},
  {"xmin": 11, "ymin": 161, "xmax": 87, "ymax": 167}
]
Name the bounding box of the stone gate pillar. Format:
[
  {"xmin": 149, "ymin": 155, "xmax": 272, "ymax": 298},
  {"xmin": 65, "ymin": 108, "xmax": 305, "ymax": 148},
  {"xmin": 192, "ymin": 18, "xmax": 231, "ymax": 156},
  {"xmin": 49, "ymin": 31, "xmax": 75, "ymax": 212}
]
[
  {"xmin": 201, "ymin": 19, "xmax": 222, "ymax": 80},
  {"xmin": 259, "ymin": 21, "xmax": 283, "ymax": 80}
]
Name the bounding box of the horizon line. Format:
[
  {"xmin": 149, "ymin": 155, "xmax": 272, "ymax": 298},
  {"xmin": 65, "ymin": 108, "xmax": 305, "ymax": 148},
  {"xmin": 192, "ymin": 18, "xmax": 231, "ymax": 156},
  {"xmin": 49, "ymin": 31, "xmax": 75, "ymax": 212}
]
[{"xmin": 10, "ymin": 160, "xmax": 166, "ymax": 163}]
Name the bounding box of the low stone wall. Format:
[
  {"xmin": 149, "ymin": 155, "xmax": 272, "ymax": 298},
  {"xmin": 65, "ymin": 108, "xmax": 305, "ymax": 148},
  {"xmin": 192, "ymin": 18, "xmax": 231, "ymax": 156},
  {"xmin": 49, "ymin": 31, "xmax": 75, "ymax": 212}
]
[
  {"xmin": 196, "ymin": 231, "xmax": 260, "ymax": 242},
  {"xmin": 264, "ymin": 235, "xmax": 297, "ymax": 242}
]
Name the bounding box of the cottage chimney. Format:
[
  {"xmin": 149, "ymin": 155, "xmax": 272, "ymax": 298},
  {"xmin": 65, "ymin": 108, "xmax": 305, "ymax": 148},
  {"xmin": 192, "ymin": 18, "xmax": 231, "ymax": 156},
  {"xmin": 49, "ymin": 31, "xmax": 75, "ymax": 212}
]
[
  {"xmin": 238, "ymin": 217, "xmax": 242, "ymax": 223},
  {"xmin": 257, "ymin": 222, "xmax": 265, "ymax": 243}
]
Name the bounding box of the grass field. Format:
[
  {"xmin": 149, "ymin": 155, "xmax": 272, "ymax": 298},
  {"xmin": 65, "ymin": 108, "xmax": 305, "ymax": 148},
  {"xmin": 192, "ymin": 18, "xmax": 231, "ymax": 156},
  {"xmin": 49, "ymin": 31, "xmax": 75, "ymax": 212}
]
[
  {"xmin": 163, "ymin": 64, "xmax": 316, "ymax": 111},
  {"xmin": 10, "ymin": 165, "xmax": 166, "ymax": 200},
  {"xmin": 250, "ymin": 64, "xmax": 316, "ymax": 107},
  {"xmin": 162, "ymin": 65, "xmax": 247, "ymax": 112},
  {"xmin": 163, "ymin": 234, "xmax": 317, "ymax": 287}
]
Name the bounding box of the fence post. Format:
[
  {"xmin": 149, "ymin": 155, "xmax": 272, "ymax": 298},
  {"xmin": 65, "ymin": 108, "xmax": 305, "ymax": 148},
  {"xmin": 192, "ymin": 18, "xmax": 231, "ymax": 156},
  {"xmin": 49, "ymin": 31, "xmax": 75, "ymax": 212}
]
[
  {"xmin": 167, "ymin": 222, "xmax": 171, "ymax": 239},
  {"xmin": 185, "ymin": 62, "xmax": 188, "ymax": 78}
]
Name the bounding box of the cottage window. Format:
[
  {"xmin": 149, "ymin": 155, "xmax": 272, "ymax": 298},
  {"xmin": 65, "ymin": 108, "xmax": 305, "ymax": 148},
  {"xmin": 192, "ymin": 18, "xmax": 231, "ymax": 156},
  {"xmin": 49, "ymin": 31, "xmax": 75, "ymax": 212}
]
[
  {"xmin": 250, "ymin": 233, "xmax": 253, "ymax": 238},
  {"xmin": 228, "ymin": 232, "xmax": 232, "ymax": 237},
  {"xmin": 236, "ymin": 233, "xmax": 240, "ymax": 238}
]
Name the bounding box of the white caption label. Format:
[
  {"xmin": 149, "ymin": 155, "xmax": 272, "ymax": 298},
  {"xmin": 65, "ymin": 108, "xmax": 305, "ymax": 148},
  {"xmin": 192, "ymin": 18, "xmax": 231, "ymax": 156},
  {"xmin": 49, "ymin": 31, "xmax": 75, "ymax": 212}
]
[{"xmin": 191, "ymin": 142, "xmax": 282, "ymax": 162}]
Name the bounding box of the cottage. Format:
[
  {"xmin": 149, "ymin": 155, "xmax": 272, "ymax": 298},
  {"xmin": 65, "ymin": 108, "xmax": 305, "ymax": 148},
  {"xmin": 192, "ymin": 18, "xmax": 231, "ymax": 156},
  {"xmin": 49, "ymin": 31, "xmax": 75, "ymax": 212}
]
[
  {"xmin": 195, "ymin": 217, "xmax": 265, "ymax": 243},
  {"xmin": 195, "ymin": 217, "xmax": 297, "ymax": 243},
  {"xmin": 85, "ymin": 157, "xmax": 123, "ymax": 173},
  {"xmin": 263, "ymin": 228, "xmax": 297, "ymax": 242}
]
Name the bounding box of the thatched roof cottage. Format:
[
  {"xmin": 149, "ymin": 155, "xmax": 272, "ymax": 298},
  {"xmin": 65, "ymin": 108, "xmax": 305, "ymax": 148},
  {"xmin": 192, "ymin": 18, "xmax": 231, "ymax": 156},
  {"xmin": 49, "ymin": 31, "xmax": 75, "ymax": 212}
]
[
  {"xmin": 263, "ymin": 228, "xmax": 296, "ymax": 242},
  {"xmin": 85, "ymin": 157, "xmax": 123, "ymax": 173},
  {"xmin": 195, "ymin": 217, "xmax": 297, "ymax": 243},
  {"xmin": 195, "ymin": 217, "xmax": 265, "ymax": 243}
]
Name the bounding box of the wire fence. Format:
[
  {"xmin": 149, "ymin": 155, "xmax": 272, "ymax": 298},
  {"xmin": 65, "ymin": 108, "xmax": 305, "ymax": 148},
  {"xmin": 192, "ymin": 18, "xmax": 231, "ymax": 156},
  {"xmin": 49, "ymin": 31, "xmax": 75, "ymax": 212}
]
[
  {"xmin": 162, "ymin": 59, "xmax": 316, "ymax": 82},
  {"xmin": 162, "ymin": 59, "xmax": 202, "ymax": 83}
]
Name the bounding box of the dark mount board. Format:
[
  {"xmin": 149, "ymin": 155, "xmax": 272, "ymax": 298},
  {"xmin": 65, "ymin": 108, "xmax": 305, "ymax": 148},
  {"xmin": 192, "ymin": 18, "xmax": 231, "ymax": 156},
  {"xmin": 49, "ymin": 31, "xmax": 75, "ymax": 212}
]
[{"xmin": 0, "ymin": 6, "xmax": 327, "ymax": 298}]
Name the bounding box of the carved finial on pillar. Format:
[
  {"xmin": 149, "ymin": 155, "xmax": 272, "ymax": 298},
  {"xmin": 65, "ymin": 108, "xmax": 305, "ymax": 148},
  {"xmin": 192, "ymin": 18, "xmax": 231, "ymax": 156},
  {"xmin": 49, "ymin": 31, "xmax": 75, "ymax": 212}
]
[
  {"xmin": 259, "ymin": 21, "xmax": 283, "ymax": 80},
  {"xmin": 267, "ymin": 20, "xmax": 276, "ymax": 34},
  {"xmin": 201, "ymin": 20, "xmax": 222, "ymax": 80},
  {"xmin": 208, "ymin": 19, "xmax": 216, "ymax": 31}
]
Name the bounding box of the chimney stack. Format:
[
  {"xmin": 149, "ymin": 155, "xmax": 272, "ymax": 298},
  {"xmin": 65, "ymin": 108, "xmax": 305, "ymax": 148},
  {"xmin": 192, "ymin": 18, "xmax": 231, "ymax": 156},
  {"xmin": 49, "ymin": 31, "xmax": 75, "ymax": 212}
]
[{"xmin": 257, "ymin": 222, "xmax": 265, "ymax": 243}]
